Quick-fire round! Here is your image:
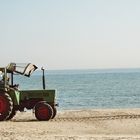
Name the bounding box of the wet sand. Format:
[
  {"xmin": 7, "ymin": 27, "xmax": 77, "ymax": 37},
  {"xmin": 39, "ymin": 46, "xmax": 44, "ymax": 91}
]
[{"xmin": 1, "ymin": 109, "xmax": 140, "ymax": 140}]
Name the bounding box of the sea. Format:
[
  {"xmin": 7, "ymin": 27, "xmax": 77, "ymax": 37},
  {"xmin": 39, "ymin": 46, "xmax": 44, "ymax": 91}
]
[{"xmin": 13, "ymin": 68, "xmax": 140, "ymax": 110}]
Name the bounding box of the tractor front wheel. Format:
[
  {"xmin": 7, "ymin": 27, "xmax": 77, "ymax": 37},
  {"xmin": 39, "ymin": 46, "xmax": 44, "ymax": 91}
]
[
  {"xmin": 0, "ymin": 92, "xmax": 13, "ymax": 121},
  {"xmin": 51, "ymin": 107, "xmax": 57, "ymax": 119},
  {"xmin": 34, "ymin": 102, "xmax": 53, "ymax": 121}
]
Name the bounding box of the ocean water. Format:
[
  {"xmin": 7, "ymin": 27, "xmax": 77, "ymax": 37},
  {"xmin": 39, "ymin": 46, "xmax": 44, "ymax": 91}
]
[{"xmin": 13, "ymin": 69, "xmax": 140, "ymax": 110}]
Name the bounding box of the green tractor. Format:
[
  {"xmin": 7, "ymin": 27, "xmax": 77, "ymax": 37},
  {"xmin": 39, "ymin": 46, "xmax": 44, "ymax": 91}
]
[{"xmin": 0, "ymin": 63, "xmax": 57, "ymax": 121}]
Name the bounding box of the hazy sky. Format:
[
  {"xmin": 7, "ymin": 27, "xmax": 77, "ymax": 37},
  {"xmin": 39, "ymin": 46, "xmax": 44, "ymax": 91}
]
[{"xmin": 0, "ymin": 0, "xmax": 140, "ymax": 69}]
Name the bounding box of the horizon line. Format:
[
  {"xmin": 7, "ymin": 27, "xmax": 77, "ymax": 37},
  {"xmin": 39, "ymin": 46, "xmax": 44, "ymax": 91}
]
[{"xmin": 37, "ymin": 67, "xmax": 140, "ymax": 71}]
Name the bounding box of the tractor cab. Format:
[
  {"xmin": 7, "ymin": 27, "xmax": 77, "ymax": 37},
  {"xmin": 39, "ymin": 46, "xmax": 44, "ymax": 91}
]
[
  {"xmin": 0, "ymin": 63, "xmax": 38, "ymax": 89},
  {"xmin": 7, "ymin": 63, "xmax": 38, "ymax": 77},
  {"xmin": 7, "ymin": 63, "xmax": 38, "ymax": 87}
]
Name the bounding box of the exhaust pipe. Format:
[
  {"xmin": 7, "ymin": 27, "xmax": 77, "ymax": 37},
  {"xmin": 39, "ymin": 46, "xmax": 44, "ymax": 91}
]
[{"xmin": 41, "ymin": 67, "xmax": 45, "ymax": 90}]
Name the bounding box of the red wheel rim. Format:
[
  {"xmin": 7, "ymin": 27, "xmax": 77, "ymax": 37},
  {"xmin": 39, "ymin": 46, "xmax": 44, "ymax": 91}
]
[
  {"xmin": 37, "ymin": 106, "xmax": 49, "ymax": 120},
  {"xmin": 0, "ymin": 96, "xmax": 7, "ymax": 113}
]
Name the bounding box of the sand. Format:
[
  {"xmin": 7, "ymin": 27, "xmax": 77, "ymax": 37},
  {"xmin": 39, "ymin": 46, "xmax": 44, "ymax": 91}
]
[{"xmin": 1, "ymin": 109, "xmax": 140, "ymax": 140}]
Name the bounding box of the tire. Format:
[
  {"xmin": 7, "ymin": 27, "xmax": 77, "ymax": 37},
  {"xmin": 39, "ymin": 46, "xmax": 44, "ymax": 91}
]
[
  {"xmin": 0, "ymin": 92, "xmax": 13, "ymax": 121},
  {"xmin": 51, "ymin": 107, "xmax": 57, "ymax": 119},
  {"xmin": 34, "ymin": 102, "xmax": 53, "ymax": 121},
  {"xmin": 6, "ymin": 107, "xmax": 16, "ymax": 120}
]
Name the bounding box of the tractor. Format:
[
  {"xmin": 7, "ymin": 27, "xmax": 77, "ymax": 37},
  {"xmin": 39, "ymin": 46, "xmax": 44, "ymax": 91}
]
[{"xmin": 0, "ymin": 63, "xmax": 57, "ymax": 121}]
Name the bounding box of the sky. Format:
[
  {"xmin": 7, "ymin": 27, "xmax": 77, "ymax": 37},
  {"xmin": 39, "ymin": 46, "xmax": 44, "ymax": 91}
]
[{"xmin": 0, "ymin": 0, "xmax": 140, "ymax": 70}]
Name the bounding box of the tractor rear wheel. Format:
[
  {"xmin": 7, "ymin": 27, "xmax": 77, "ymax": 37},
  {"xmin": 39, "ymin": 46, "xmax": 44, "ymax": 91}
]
[
  {"xmin": 6, "ymin": 107, "xmax": 16, "ymax": 120},
  {"xmin": 0, "ymin": 92, "xmax": 13, "ymax": 121},
  {"xmin": 34, "ymin": 102, "xmax": 53, "ymax": 121}
]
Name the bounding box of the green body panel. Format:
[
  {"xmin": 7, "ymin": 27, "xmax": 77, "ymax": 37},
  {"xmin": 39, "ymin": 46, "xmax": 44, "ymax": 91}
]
[
  {"xmin": 8, "ymin": 90, "xmax": 20, "ymax": 105},
  {"xmin": 19, "ymin": 90, "xmax": 55, "ymax": 103},
  {"xmin": 7, "ymin": 89, "xmax": 55, "ymax": 106}
]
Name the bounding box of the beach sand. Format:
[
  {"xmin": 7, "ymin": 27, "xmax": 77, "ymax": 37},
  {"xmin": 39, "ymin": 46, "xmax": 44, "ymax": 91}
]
[{"xmin": 1, "ymin": 109, "xmax": 140, "ymax": 140}]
